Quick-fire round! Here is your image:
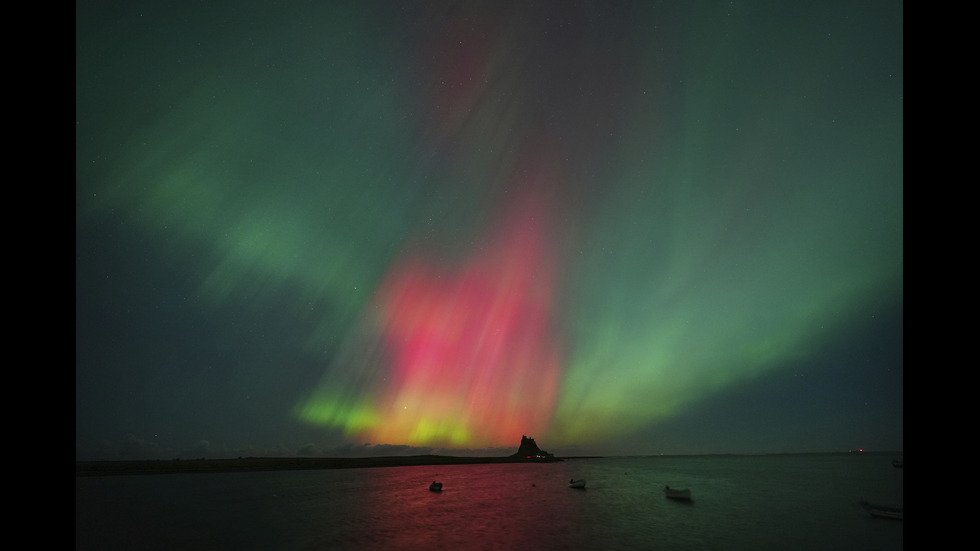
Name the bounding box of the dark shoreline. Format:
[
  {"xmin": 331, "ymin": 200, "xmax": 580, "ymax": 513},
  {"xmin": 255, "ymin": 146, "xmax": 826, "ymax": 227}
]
[
  {"xmin": 75, "ymin": 455, "xmax": 574, "ymax": 477},
  {"xmin": 76, "ymin": 451, "xmax": 895, "ymax": 477}
]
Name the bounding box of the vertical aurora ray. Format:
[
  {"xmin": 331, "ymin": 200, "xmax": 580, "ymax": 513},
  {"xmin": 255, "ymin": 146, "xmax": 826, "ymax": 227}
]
[
  {"xmin": 299, "ymin": 163, "xmax": 564, "ymax": 448},
  {"xmin": 77, "ymin": 1, "xmax": 901, "ymax": 458},
  {"xmin": 544, "ymin": 2, "xmax": 903, "ymax": 449},
  {"xmin": 296, "ymin": 4, "xmax": 583, "ymax": 449}
]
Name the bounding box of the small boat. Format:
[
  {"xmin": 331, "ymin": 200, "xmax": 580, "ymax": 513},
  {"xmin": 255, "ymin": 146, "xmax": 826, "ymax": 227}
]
[
  {"xmin": 859, "ymin": 500, "xmax": 902, "ymax": 520},
  {"xmin": 569, "ymin": 479, "xmax": 586, "ymax": 489},
  {"xmin": 663, "ymin": 485, "xmax": 692, "ymax": 501},
  {"xmin": 429, "ymin": 481, "xmax": 443, "ymax": 492}
]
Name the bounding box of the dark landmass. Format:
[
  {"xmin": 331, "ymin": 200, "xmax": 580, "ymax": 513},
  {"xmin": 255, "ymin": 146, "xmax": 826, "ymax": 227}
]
[
  {"xmin": 76, "ymin": 434, "xmax": 570, "ymax": 477},
  {"xmin": 77, "ymin": 433, "xmax": 890, "ymax": 477},
  {"xmin": 74, "ymin": 450, "xmax": 897, "ymax": 477},
  {"xmin": 76, "ymin": 454, "xmax": 567, "ymax": 477}
]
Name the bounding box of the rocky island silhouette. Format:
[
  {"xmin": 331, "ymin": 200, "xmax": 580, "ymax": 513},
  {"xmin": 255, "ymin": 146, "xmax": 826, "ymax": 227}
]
[{"xmin": 77, "ymin": 435, "xmax": 573, "ymax": 476}]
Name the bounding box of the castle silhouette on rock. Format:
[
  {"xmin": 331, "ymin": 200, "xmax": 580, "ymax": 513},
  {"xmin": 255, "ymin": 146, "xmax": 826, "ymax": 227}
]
[{"xmin": 509, "ymin": 435, "xmax": 557, "ymax": 461}]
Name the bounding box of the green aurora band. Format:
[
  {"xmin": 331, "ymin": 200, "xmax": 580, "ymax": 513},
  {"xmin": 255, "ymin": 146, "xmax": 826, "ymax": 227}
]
[{"xmin": 76, "ymin": 1, "xmax": 902, "ymax": 455}]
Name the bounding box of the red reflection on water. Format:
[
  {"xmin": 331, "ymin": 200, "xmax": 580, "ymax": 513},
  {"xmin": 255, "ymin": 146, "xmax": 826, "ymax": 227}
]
[{"xmin": 345, "ymin": 463, "xmax": 582, "ymax": 549}]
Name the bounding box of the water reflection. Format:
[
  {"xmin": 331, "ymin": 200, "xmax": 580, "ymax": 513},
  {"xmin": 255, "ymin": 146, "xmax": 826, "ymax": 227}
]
[
  {"xmin": 78, "ymin": 456, "xmax": 902, "ymax": 551},
  {"xmin": 338, "ymin": 463, "xmax": 582, "ymax": 549}
]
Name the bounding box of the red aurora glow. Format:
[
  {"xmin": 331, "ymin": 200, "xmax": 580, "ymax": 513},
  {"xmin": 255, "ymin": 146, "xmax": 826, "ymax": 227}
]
[{"xmin": 355, "ymin": 171, "xmax": 563, "ymax": 447}]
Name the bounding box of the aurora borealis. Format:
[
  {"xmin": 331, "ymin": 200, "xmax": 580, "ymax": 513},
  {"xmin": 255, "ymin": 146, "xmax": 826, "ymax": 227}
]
[{"xmin": 76, "ymin": 1, "xmax": 903, "ymax": 460}]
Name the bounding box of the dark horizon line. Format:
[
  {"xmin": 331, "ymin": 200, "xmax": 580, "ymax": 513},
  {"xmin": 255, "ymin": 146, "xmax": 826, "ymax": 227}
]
[
  {"xmin": 76, "ymin": 448, "xmax": 904, "ymax": 462},
  {"xmin": 76, "ymin": 449, "xmax": 903, "ymax": 477}
]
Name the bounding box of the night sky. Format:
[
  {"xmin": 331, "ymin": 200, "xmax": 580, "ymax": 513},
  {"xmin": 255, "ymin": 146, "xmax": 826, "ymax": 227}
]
[{"xmin": 76, "ymin": 1, "xmax": 903, "ymax": 461}]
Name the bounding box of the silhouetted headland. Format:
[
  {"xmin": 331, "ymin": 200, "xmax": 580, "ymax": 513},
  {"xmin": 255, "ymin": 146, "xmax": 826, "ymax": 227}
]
[
  {"xmin": 509, "ymin": 434, "xmax": 556, "ymax": 460},
  {"xmin": 76, "ymin": 435, "xmax": 567, "ymax": 477}
]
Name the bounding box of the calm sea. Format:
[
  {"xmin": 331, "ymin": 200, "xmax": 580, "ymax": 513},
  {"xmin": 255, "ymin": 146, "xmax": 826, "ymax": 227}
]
[{"xmin": 76, "ymin": 453, "xmax": 902, "ymax": 550}]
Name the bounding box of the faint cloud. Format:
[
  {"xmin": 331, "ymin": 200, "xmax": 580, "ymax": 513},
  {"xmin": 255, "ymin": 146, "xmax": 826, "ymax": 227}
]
[
  {"xmin": 119, "ymin": 434, "xmax": 149, "ymax": 458},
  {"xmin": 297, "ymin": 443, "xmax": 316, "ymax": 455},
  {"xmin": 186, "ymin": 439, "xmax": 210, "ymax": 458}
]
